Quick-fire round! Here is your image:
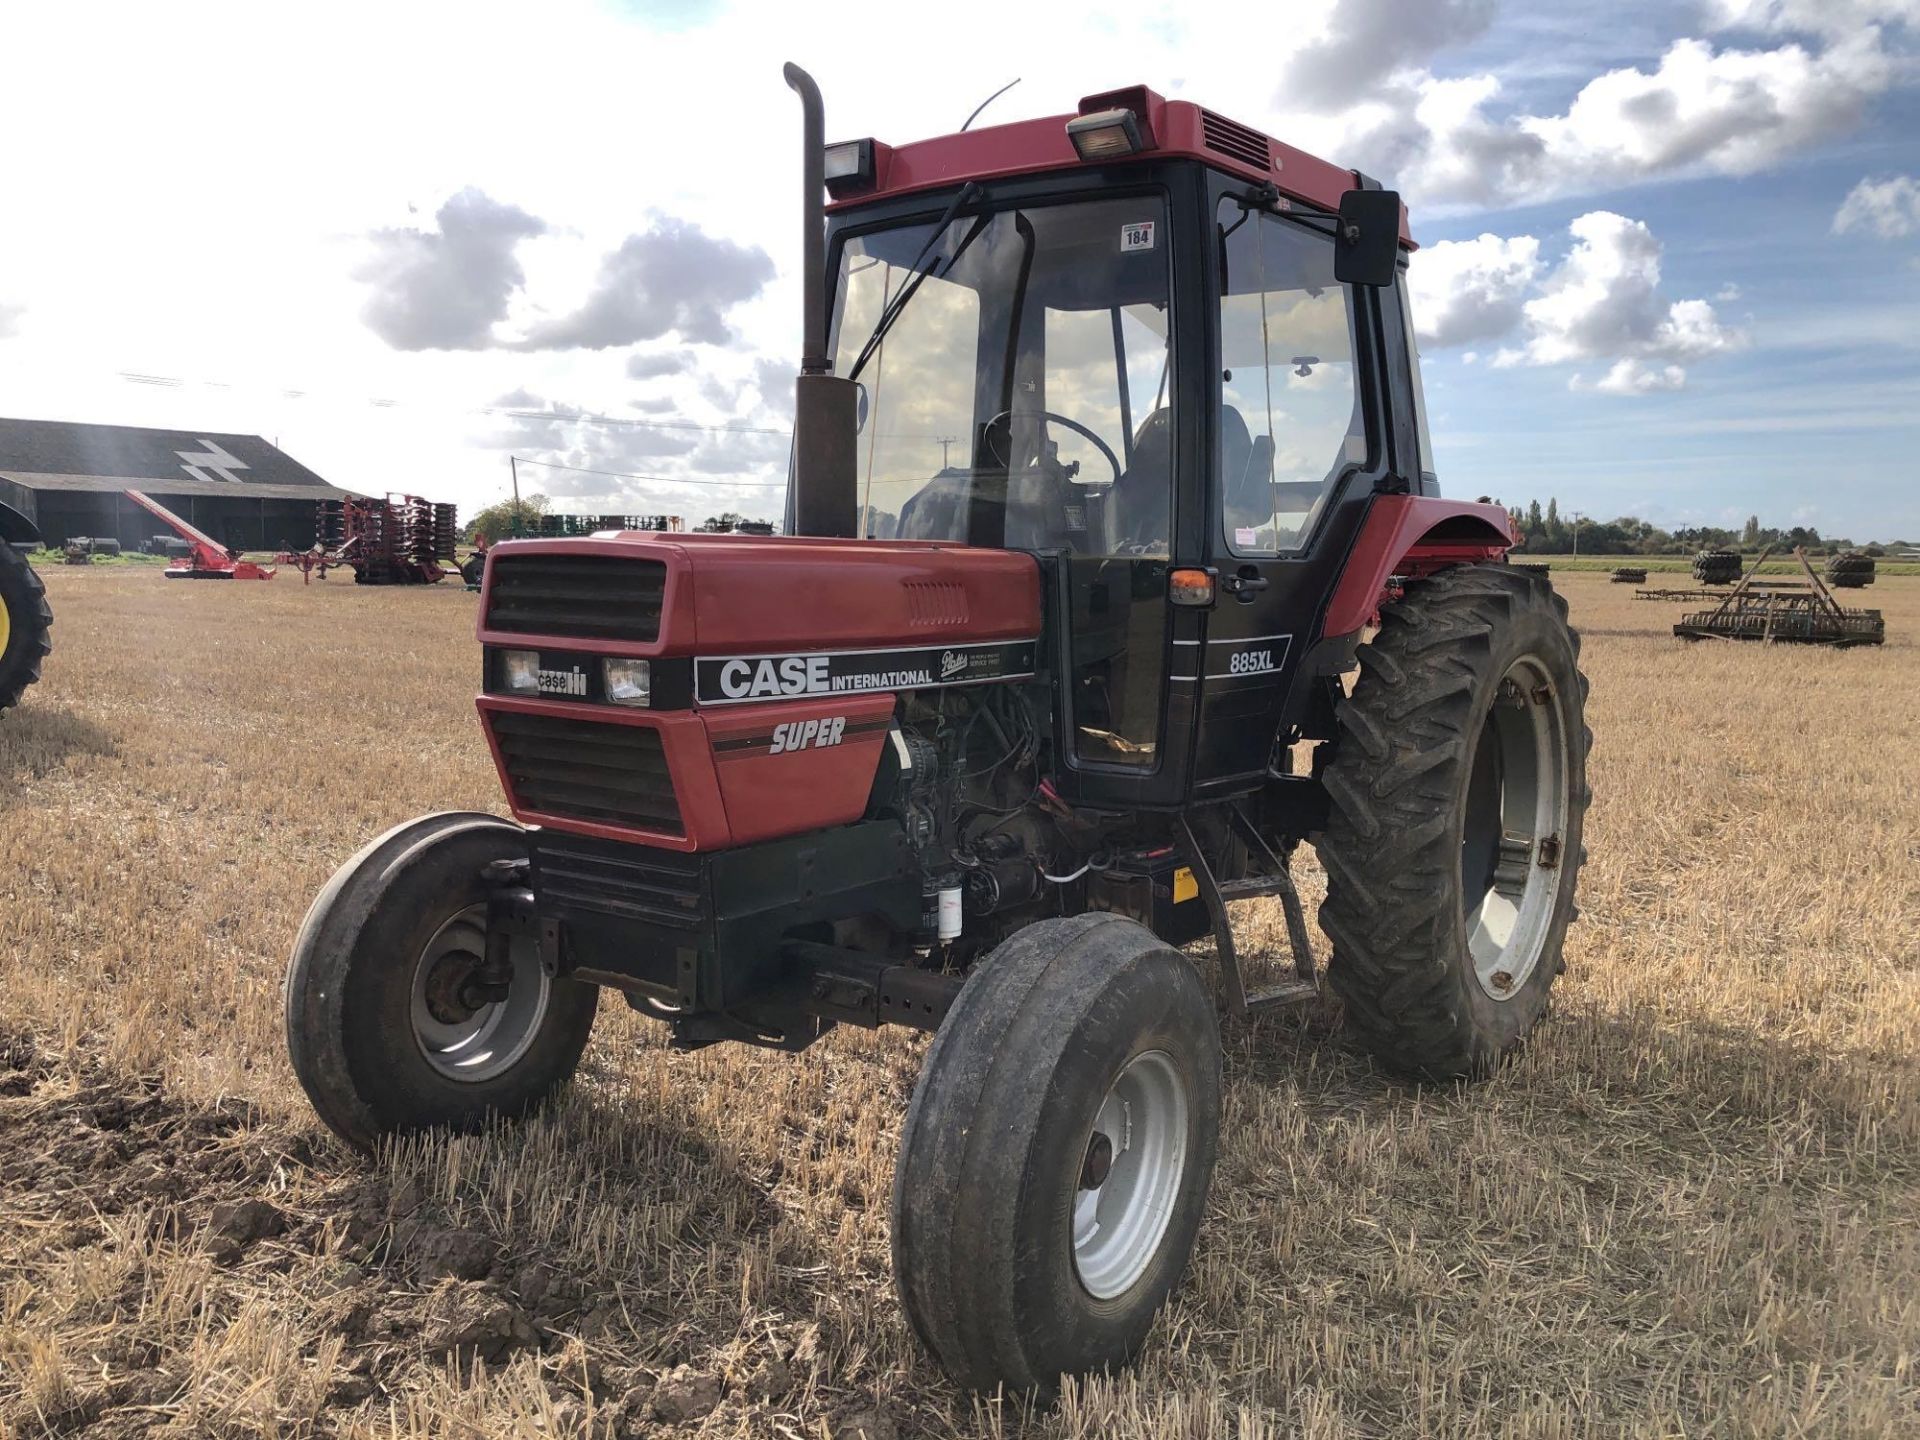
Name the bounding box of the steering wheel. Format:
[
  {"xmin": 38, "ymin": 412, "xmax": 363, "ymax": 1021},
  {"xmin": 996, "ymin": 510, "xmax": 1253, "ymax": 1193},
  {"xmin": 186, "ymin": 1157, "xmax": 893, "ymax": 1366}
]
[{"xmin": 982, "ymin": 408, "xmax": 1123, "ymax": 487}]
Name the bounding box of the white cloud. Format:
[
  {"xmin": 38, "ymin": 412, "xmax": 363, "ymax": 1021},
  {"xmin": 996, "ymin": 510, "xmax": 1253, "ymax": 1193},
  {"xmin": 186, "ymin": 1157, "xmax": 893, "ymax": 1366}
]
[
  {"xmin": 1407, "ymin": 233, "xmax": 1542, "ymax": 346},
  {"xmin": 1453, "ymin": 213, "xmax": 1742, "ymax": 392},
  {"xmin": 1588, "ymin": 359, "xmax": 1688, "ymax": 394},
  {"xmin": 1277, "ymin": 0, "xmax": 1495, "ymax": 105},
  {"xmin": 1707, "ymin": 1, "xmax": 1920, "ymax": 39},
  {"xmin": 1833, "ymin": 174, "xmax": 1920, "ymax": 237},
  {"xmin": 1340, "ymin": 26, "xmax": 1902, "ymax": 211},
  {"xmin": 0, "ymin": 302, "xmax": 21, "ymax": 339}
]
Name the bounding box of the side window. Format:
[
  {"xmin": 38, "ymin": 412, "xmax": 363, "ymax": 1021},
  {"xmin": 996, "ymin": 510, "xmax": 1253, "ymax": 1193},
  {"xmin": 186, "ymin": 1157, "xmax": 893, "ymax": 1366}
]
[
  {"xmin": 830, "ymin": 241, "xmax": 980, "ymax": 541},
  {"xmin": 1397, "ymin": 275, "xmax": 1437, "ymax": 482},
  {"xmin": 1216, "ymin": 200, "xmax": 1366, "ymax": 554}
]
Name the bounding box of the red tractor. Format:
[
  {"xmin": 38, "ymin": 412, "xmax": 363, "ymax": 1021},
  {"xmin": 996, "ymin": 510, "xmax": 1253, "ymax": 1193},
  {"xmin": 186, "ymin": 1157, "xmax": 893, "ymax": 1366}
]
[{"xmin": 286, "ymin": 69, "xmax": 1589, "ymax": 1395}]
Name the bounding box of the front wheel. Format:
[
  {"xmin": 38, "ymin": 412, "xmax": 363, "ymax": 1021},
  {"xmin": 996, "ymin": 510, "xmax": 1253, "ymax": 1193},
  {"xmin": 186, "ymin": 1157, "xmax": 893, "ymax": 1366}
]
[
  {"xmin": 1317, "ymin": 563, "xmax": 1590, "ymax": 1080},
  {"xmin": 891, "ymin": 914, "xmax": 1222, "ymax": 1396},
  {"xmin": 284, "ymin": 812, "xmax": 598, "ymax": 1151}
]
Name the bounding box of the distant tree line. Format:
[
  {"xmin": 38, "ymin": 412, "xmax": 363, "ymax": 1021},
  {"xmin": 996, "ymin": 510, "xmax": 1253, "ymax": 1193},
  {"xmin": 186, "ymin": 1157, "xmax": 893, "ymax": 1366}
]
[{"xmin": 1504, "ymin": 498, "xmax": 1910, "ymax": 556}]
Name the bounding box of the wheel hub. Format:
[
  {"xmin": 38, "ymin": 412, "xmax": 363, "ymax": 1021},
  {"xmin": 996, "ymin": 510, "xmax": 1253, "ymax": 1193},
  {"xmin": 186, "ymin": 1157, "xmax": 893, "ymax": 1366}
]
[
  {"xmin": 1071, "ymin": 1050, "xmax": 1188, "ymax": 1300},
  {"xmin": 1461, "ymin": 653, "xmax": 1571, "ymax": 1002},
  {"xmin": 407, "ymin": 906, "xmax": 552, "ymax": 1084},
  {"xmin": 421, "ymin": 953, "xmax": 482, "ymax": 1025}
]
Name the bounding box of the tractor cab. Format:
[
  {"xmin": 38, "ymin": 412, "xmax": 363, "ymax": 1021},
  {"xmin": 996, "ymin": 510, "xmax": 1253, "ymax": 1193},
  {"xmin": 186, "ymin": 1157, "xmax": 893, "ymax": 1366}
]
[{"xmin": 808, "ymin": 86, "xmax": 1428, "ymax": 809}]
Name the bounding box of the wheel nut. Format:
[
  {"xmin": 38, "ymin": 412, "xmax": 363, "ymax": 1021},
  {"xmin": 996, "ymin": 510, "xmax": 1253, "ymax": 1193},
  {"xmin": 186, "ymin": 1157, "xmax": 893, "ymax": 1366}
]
[
  {"xmin": 1080, "ymin": 1132, "xmax": 1114, "ymax": 1190},
  {"xmin": 1490, "ymin": 970, "xmax": 1514, "ymax": 992}
]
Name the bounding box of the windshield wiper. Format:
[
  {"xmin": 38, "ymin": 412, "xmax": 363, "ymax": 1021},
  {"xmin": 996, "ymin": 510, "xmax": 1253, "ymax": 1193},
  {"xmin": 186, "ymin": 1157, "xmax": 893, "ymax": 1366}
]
[{"xmin": 848, "ymin": 182, "xmax": 983, "ymax": 382}]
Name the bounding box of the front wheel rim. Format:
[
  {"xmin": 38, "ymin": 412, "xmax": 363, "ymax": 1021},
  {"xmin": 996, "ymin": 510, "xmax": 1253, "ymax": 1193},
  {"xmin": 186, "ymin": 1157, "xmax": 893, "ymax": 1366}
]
[
  {"xmin": 408, "ymin": 905, "xmax": 550, "ymax": 1083},
  {"xmin": 1461, "ymin": 654, "xmax": 1571, "ymax": 1002},
  {"xmin": 1071, "ymin": 1049, "xmax": 1189, "ymax": 1300}
]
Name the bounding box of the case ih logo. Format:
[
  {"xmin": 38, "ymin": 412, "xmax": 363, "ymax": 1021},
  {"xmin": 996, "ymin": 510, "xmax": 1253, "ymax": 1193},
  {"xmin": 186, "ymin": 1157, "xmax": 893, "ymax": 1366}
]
[
  {"xmin": 537, "ymin": 666, "xmax": 588, "ymax": 697},
  {"xmin": 696, "ymin": 640, "xmax": 1037, "ymax": 706}
]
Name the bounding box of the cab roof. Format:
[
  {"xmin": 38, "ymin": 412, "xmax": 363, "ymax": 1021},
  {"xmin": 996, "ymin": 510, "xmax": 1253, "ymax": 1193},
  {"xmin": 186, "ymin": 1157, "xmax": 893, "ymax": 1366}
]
[{"xmin": 826, "ymin": 85, "xmax": 1413, "ymax": 247}]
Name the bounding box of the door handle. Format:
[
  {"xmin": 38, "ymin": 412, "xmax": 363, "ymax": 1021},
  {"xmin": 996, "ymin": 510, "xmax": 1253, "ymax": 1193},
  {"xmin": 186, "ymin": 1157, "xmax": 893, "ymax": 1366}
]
[{"xmin": 1222, "ymin": 568, "xmax": 1269, "ymax": 601}]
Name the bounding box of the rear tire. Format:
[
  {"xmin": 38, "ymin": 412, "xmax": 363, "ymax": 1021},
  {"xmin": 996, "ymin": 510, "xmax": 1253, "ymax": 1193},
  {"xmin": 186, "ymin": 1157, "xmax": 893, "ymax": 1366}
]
[
  {"xmin": 892, "ymin": 914, "xmax": 1221, "ymax": 1396},
  {"xmin": 0, "ymin": 543, "xmax": 53, "ymax": 713},
  {"xmin": 284, "ymin": 812, "xmax": 598, "ymax": 1152},
  {"xmin": 1317, "ymin": 564, "xmax": 1590, "ymax": 1080}
]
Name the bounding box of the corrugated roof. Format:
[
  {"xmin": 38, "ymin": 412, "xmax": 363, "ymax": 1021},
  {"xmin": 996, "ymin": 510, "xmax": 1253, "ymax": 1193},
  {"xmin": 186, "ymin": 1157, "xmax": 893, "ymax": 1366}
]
[
  {"xmin": 0, "ymin": 470, "xmax": 355, "ymax": 501},
  {"xmin": 0, "ymin": 417, "xmax": 355, "ymax": 495}
]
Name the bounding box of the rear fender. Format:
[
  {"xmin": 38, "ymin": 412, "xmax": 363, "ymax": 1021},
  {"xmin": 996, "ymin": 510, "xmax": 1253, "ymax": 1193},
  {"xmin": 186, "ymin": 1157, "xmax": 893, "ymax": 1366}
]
[
  {"xmin": 0, "ymin": 499, "xmax": 41, "ymax": 548},
  {"xmin": 1319, "ymin": 495, "xmax": 1516, "ymax": 640}
]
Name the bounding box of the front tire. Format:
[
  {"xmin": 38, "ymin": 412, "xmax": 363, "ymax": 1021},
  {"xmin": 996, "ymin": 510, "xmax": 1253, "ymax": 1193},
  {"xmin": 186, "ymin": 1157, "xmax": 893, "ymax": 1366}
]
[
  {"xmin": 284, "ymin": 812, "xmax": 598, "ymax": 1152},
  {"xmin": 0, "ymin": 543, "xmax": 53, "ymax": 713},
  {"xmin": 1317, "ymin": 564, "xmax": 1590, "ymax": 1080},
  {"xmin": 891, "ymin": 914, "xmax": 1222, "ymax": 1396}
]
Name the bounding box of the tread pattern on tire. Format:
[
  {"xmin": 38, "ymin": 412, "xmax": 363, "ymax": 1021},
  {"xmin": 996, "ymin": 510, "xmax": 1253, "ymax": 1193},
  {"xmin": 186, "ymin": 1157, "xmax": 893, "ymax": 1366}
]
[
  {"xmin": 0, "ymin": 544, "xmax": 53, "ymax": 712},
  {"xmin": 284, "ymin": 812, "xmax": 595, "ymax": 1152},
  {"xmin": 891, "ymin": 913, "xmax": 1220, "ymax": 1394},
  {"xmin": 1692, "ymin": 549, "xmax": 1741, "ymax": 585},
  {"xmin": 1316, "ymin": 563, "xmax": 1591, "ymax": 1080}
]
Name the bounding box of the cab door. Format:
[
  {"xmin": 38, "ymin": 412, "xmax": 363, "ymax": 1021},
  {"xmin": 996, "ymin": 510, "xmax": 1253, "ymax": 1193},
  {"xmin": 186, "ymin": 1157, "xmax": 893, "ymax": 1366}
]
[{"xmin": 1190, "ymin": 198, "xmax": 1378, "ymax": 791}]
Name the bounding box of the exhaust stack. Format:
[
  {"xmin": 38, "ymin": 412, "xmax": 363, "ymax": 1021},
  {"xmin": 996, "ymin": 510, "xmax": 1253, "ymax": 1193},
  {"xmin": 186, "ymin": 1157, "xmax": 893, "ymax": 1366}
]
[{"xmin": 783, "ymin": 63, "xmax": 860, "ymax": 540}]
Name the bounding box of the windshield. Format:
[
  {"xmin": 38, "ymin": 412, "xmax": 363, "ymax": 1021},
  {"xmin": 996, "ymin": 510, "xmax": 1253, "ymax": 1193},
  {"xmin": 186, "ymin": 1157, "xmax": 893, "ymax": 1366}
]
[{"xmin": 827, "ymin": 195, "xmax": 1173, "ymax": 556}]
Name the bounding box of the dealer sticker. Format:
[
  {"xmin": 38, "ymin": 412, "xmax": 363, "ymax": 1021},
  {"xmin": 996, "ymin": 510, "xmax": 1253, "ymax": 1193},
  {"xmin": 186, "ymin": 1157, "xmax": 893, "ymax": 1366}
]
[{"xmin": 1120, "ymin": 220, "xmax": 1156, "ymax": 252}]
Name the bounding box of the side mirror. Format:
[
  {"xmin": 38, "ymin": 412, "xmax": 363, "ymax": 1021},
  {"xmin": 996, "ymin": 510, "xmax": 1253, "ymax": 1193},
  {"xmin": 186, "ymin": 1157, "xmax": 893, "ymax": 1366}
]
[{"xmin": 1334, "ymin": 188, "xmax": 1402, "ymax": 288}]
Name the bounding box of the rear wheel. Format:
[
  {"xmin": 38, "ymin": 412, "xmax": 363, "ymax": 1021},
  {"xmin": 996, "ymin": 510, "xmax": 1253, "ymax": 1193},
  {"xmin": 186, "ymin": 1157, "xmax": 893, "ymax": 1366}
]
[
  {"xmin": 284, "ymin": 812, "xmax": 598, "ymax": 1151},
  {"xmin": 892, "ymin": 914, "xmax": 1221, "ymax": 1396},
  {"xmin": 1317, "ymin": 564, "xmax": 1590, "ymax": 1080},
  {"xmin": 0, "ymin": 543, "xmax": 53, "ymax": 713}
]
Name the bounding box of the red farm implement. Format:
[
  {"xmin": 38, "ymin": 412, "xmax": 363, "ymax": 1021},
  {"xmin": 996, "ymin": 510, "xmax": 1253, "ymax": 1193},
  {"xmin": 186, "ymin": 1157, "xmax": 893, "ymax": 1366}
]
[
  {"xmin": 281, "ymin": 495, "xmax": 461, "ymax": 584},
  {"xmin": 126, "ymin": 489, "xmax": 276, "ymax": 579}
]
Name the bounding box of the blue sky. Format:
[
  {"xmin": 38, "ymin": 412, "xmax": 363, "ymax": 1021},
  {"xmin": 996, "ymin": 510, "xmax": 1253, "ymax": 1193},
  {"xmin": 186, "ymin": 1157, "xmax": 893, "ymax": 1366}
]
[
  {"xmin": 1405, "ymin": 5, "xmax": 1920, "ymax": 539},
  {"xmin": 0, "ymin": 0, "xmax": 1915, "ymax": 539}
]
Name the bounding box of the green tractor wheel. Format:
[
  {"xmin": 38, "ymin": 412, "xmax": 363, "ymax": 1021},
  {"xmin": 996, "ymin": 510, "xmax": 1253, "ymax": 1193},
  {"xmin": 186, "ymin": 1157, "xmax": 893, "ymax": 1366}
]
[{"xmin": 0, "ymin": 541, "xmax": 54, "ymax": 713}]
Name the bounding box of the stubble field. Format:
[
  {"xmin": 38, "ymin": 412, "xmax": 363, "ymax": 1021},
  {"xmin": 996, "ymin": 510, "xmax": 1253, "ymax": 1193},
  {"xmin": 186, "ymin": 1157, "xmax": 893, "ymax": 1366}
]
[{"xmin": 1, "ymin": 567, "xmax": 1916, "ymax": 1439}]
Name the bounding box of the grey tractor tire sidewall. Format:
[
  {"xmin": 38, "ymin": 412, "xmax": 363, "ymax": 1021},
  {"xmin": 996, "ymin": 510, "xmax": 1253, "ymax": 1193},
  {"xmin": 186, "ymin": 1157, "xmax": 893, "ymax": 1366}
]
[
  {"xmin": 892, "ymin": 913, "xmax": 1222, "ymax": 1395},
  {"xmin": 284, "ymin": 812, "xmax": 597, "ymax": 1152},
  {"xmin": 0, "ymin": 544, "xmax": 52, "ymax": 711},
  {"xmin": 1319, "ymin": 565, "xmax": 1589, "ymax": 1080}
]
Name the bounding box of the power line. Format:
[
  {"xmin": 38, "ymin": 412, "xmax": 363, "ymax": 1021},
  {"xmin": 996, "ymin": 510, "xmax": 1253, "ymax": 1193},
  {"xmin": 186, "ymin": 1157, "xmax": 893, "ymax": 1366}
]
[
  {"xmin": 511, "ymin": 456, "xmax": 782, "ymax": 488},
  {"xmin": 109, "ymin": 369, "xmax": 795, "ymax": 439}
]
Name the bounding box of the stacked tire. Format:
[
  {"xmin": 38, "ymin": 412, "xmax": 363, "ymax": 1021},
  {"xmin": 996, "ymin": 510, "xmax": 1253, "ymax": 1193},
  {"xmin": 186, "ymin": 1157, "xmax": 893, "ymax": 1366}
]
[
  {"xmin": 1825, "ymin": 551, "xmax": 1876, "ymax": 589},
  {"xmin": 1611, "ymin": 567, "xmax": 1647, "ymax": 584},
  {"xmin": 1692, "ymin": 549, "xmax": 1741, "ymax": 586}
]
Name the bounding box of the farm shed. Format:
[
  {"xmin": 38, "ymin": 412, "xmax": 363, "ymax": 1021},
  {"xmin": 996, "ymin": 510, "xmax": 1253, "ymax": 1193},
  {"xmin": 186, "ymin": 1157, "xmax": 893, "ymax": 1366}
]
[{"xmin": 0, "ymin": 416, "xmax": 358, "ymax": 552}]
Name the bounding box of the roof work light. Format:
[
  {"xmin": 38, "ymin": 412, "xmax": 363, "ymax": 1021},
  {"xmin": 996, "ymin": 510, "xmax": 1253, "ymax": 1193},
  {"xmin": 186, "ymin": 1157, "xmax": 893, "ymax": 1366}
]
[{"xmin": 1066, "ymin": 108, "xmax": 1145, "ymax": 161}]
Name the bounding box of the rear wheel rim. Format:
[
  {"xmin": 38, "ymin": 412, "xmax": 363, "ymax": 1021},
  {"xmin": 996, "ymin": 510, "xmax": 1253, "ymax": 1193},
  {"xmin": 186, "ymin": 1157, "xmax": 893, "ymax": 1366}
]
[
  {"xmin": 1461, "ymin": 655, "xmax": 1570, "ymax": 1002},
  {"xmin": 408, "ymin": 905, "xmax": 550, "ymax": 1083},
  {"xmin": 1071, "ymin": 1049, "xmax": 1189, "ymax": 1300}
]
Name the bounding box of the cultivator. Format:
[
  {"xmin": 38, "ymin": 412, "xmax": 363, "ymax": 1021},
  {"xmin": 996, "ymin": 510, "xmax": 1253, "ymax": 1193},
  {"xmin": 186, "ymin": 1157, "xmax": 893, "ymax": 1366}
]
[
  {"xmin": 1673, "ymin": 547, "xmax": 1884, "ymax": 647},
  {"xmin": 286, "ymin": 495, "xmax": 461, "ymax": 584}
]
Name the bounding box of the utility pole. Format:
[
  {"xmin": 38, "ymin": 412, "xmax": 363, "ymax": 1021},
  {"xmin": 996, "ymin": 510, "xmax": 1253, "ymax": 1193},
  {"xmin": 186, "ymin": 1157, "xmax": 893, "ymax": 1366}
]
[
  {"xmin": 1571, "ymin": 510, "xmax": 1585, "ymax": 557},
  {"xmin": 936, "ymin": 436, "xmax": 956, "ymax": 469},
  {"xmin": 510, "ymin": 456, "xmax": 522, "ymax": 538}
]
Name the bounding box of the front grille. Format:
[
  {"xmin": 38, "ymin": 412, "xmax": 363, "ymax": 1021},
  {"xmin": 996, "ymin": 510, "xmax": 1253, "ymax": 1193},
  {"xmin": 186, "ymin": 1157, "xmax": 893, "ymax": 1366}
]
[
  {"xmin": 491, "ymin": 710, "xmax": 683, "ymax": 835},
  {"xmin": 530, "ymin": 830, "xmax": 703, "ymax": 929},
  {"xmin": 1200, "ymin": 110, "xmax": 1270, "ymax": 170},
  {"xmin": 486, "ymin": 553, "xmax": 665, "ymax": 642}
]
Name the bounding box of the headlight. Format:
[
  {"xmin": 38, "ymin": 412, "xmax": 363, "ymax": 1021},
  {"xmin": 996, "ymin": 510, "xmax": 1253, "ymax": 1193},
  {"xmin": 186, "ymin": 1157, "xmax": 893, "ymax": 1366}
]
[
  {"xmin": 604, "ymin": 658, "xmax": 651, "ymax": 707},
  {"xmin": 501, "ymin": 649, "xmax": 540, "ymax": 695}
]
